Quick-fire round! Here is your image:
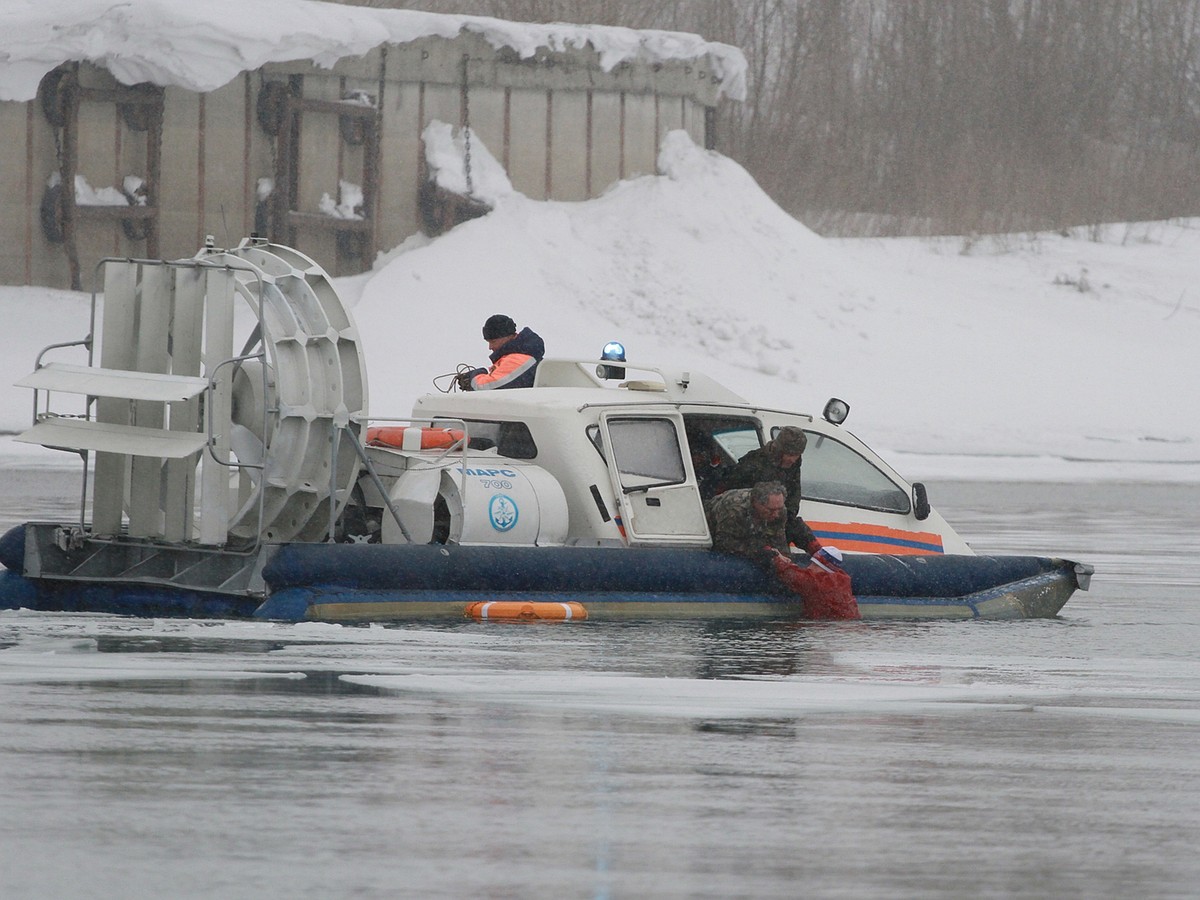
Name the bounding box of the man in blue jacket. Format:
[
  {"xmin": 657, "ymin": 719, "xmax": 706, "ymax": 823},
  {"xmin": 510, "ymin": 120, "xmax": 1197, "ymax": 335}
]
[{"xmin": 457, "ymin": 314, "xmax": 546, "ymax": 390}]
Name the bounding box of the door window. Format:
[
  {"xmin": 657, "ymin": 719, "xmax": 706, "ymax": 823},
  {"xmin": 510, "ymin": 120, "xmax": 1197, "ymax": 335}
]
[{"xmin": 606, "ymin": 417, "xmax": 686, "ymax": 488}]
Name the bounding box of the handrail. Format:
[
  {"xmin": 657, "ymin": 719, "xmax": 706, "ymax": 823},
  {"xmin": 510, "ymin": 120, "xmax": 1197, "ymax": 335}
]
[
  {"xmin": 28, "ymin": 339, "xmax": 93, "ymax": 426},
  {"xmin": 204, "ymin": 349, "xmax": 269, "ymax": 547},
  {"xmin": 205, "ymin": 352, "xmax": 269, "ymax": 471},
  {"xmin": 335, "ymin": 416, "xmax": 472, "ymax": 544},
  {"xmin": 575, "ymin": 398, "xmax": 815, "ymax": 420},
  {"xmin": 534, "ymin": 355, "xmax": 671, "ymax": 380},
  {"xmin": 25, "ymin": 337, "xmax": 96, "ymax": 533},
  {"xmin": 32, "ymin": 337, "xmax": 93, "ymax": 371},
  {"xmin": 341, "ymin": 424, "xmax": 413, "ymax": 544}
]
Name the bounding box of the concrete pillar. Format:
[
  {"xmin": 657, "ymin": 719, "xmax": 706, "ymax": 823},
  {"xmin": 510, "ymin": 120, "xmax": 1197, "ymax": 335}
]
[
  {"xmin": 507, "ymin": 89, "xmax": 549, "ymax": 200},
  {"xmin": 623, "ymin": 93, "xmax": 659, "ymax": 179},
  {"xmin": 159, "ymin": 86, "xmax": 201, "ymax": 261},
  {"xmin": 378, "ymin": 81, "xmax": 423, "ymax": 253},
  {"xmin": 590, "ymin": 91, "xmax": 623, "ymax": 195},
  {"xmin": 548, "ymin": 90, "xmax": 588, "ymax": 201}
]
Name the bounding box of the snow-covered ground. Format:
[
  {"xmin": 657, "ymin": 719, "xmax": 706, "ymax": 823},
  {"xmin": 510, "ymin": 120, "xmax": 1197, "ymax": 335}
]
[{"xmin": 3, "ymin": 129, "xmax": 1196, "ymax": 483}]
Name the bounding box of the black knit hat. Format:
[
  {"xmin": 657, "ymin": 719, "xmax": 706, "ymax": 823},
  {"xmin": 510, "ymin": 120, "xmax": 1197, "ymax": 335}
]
[{"xmin": 482, "ymin": 314, "xmax": 517, "ymax": 340}]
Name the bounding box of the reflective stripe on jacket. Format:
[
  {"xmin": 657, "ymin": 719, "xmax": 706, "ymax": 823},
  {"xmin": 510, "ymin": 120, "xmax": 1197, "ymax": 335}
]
[
  {"xmin": 471, "ymin": 352, "xmax": 539, "ymax": 390},
  {"xmin": 469, "ymin": 327, "xmax": 545, "ymax": 390}
]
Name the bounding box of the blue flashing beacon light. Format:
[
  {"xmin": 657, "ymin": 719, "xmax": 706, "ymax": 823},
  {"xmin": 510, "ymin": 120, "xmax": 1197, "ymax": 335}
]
[
  {"xmin": 598, "ymin": 341, "xmax": 627, "ymax": 380},
  {"xmin": 602, "ymin": 341, "xmax": 626, "ymax": 361}
]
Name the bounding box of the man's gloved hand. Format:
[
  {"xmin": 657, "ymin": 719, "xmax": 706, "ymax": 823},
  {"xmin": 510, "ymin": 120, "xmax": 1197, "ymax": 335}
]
[
  {"xmin": 765, "ymin": 546, "xmax": 792, "ymax": 574},
  {"xmin": 455, "ymin": 371, "xmax": 474, "ymax": 392},
  {"xmin": 811, "ymin": 545, "xmax": 845, "ymax": 571}
]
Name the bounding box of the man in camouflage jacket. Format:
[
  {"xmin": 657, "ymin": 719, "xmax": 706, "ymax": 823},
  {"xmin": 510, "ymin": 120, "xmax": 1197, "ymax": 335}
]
[
  {"xmin": 719, "ymin": 425, "xmax": 821, "ymax": 552},
  {"xmin": 708, "ymin": 481, "xmax": 859, "ymax": 619},
  {"xmin": 707, "ymin": 481, "xmax": 791, "ymax": 569}
]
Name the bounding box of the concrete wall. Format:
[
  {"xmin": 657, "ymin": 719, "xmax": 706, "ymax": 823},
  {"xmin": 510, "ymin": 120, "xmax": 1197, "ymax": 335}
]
[{"xmin": 3, "ymin": 31, "xmax": 724, "ymax": 289}]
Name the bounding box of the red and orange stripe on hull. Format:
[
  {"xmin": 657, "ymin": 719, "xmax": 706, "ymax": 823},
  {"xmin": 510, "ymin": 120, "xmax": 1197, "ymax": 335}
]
[{"xmin": 807, "ymin": 521, "xmax": 944, "ymax": 555}]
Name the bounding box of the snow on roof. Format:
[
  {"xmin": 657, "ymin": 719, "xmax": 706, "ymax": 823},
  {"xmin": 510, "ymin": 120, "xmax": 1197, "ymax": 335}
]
[{"xmin": 0, "ymin": 0, "xmax": 747, "ymax": 103}]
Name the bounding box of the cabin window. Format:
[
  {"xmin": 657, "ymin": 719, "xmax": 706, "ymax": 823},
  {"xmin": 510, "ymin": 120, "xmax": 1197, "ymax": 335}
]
[
  {"xmin": 708, "ymin": 424, "xmax": 762, "ymax": 462},
  {"xmin": 604, "ymin": 417, "xmax": 687, "ymax": 487},
  {"xmin": 442, "ymin": 418, "xmax": 537, "ymax": 459},
  {"xmin": 789, "ymin": 429, "xmax": 911, "ymax": 514},
  {"xmin": 683, "ymin": 415, "xmax": 761, "ymax": 500}
]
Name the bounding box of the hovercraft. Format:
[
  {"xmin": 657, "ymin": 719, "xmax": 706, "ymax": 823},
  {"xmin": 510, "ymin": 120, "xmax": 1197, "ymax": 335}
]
[{"xmin": 0, "ymin": 238, "xmax": 1091, "ymax": 622}]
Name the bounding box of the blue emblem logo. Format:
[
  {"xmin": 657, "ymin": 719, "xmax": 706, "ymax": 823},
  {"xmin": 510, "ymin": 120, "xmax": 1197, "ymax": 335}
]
[{"xmin": 488, "ymin": 494, "xmax": 519, "ymax": 532}]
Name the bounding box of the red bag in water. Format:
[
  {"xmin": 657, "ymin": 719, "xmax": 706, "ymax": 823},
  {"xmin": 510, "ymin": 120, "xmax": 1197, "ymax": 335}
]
[{"xmin": 771, "ymin": 552, "xmax": 861, "ymax": 620}]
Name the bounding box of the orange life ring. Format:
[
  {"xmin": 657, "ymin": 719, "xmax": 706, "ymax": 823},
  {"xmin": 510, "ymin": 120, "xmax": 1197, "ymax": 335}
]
[
  {"xmin": 366, "ymin": 425, "xmax": 465, "ymax": 451},
  {"xmin": 465, "ymin": 600, "xmax": 588, "ymax": 622}
]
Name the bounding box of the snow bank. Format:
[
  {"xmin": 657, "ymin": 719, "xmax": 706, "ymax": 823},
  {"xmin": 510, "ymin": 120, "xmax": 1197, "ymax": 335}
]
[{"xmin": 347, "ymin": 129, "xmax": 1200, "ymax": 479}]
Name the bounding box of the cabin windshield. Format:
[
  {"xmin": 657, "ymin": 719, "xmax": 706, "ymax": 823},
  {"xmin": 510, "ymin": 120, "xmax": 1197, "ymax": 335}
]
[{"xmin": 791, "ymin": 429, "xmax": 911, "ymax": 513}]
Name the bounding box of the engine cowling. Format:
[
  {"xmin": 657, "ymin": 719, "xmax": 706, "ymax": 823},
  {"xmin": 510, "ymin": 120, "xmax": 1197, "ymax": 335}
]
[{"xmin": 380, "ymin": 460, "xmax": 569, "ymax": 546}]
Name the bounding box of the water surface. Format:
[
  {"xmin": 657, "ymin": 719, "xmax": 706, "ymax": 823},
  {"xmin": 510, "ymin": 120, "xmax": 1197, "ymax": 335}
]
[{"xmin": 2, "ymin": 475, "xmax": 1198, "ymax": 898}]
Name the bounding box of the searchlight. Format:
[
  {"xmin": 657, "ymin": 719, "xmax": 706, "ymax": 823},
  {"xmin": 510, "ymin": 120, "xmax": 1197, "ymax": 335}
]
[{"xmin": 823, "ymin": 397, "xmax": 850, "ymax": 425}]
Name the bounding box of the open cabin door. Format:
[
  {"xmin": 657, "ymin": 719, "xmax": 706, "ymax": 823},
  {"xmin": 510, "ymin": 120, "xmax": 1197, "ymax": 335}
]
[{"xmin": 598, "ymin": 411, "xmax": 710, "ymax": 546}]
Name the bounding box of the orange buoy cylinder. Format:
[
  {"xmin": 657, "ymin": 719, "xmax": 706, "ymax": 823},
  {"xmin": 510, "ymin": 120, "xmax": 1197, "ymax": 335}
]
[
  {"xmin": 366, "ymin": 426, "xmax": 465, "ymax": 451},
  {"xmin": 465, "ymin": 600, "xmax": 588, "ymax": 621}
]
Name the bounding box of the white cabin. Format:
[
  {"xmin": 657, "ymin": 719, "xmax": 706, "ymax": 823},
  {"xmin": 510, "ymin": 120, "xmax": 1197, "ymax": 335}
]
[{"xmin": 356, "ymin": 358, "xmax": 972, "ymax": 556}]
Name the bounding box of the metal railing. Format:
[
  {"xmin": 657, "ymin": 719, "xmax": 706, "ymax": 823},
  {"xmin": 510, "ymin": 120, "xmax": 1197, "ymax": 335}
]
[{"xmin": 329, "ymin": 416, "xmax": 471, "ymax": 545}]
